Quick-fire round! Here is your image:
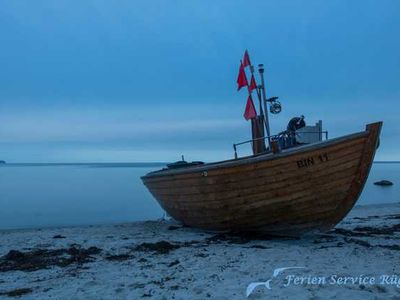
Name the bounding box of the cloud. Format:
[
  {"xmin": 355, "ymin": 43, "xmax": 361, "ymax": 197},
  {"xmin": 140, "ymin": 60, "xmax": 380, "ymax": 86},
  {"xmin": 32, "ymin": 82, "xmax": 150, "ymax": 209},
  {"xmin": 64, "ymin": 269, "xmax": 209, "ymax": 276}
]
[
  {"xmin": 0, "ymin": 104, "xmax": 245, "ymax": 143},
  {"xmin": 1, "ymin": 97, "xmax": 399, "ymax": 162}
]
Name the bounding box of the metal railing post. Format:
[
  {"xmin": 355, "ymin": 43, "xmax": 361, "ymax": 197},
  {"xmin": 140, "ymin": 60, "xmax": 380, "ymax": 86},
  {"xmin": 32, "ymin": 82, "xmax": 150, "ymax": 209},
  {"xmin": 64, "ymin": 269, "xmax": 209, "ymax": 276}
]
[{"xmin": 233, "ymin": 144, "xmax": 238, "ymax": 159}]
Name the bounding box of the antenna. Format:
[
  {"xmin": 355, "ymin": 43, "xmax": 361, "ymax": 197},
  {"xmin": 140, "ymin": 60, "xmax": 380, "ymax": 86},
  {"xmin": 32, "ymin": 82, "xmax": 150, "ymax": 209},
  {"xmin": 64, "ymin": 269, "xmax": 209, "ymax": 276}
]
[{"xmin": 258, "ymin": 64, "xmax": 271, "ymax": 148}]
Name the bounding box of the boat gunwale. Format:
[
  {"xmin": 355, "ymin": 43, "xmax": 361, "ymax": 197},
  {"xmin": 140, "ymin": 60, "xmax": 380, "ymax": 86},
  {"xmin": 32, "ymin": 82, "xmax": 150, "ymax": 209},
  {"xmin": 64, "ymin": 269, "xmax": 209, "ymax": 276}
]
[{"xmin": 142, "ymin": 129, "xmax": 369, "ymax": 179}]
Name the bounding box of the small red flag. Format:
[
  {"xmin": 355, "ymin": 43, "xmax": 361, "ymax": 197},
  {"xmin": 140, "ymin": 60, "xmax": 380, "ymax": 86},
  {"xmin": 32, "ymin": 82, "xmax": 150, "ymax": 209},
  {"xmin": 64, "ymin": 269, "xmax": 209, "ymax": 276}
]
[
  {"xmin": 243, "ymin": 95, "xmax": 257, "ymax": 120},
  {"xmin": 248, "ymin": 74, "xmax": 257, "ymax": 93},
  {"xmin": 237, "ymin": 62, "xmax": 248, "ymax": 91},
  {"xmin": 243, "ymin": 50, "xmax": 251, "ymax": 67}
]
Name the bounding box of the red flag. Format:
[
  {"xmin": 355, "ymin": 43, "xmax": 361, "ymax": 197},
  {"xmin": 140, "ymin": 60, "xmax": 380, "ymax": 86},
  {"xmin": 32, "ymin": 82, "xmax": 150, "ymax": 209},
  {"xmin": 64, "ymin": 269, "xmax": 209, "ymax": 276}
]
[
  {"xmin": 237, "ymin": 62, "xmax": 248, "ymax": 91},
  {"xmin": 243, "ymin": 95, "xmax": 257, "ymax": 120},
  {"xmin": 248, "ymin": 74, "xmax": 257, "ymax": 93},
  {"xmin": 243, "ymin": 50, "xmax": 251, "ymax": 67}
]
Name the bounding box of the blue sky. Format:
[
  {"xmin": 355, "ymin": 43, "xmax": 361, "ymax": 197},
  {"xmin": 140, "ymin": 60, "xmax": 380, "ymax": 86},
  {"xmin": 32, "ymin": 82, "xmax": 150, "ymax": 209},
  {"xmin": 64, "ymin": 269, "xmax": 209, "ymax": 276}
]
[{"xmin": 0, "ymin": 0, "xmax": 399, "ymax": 162}]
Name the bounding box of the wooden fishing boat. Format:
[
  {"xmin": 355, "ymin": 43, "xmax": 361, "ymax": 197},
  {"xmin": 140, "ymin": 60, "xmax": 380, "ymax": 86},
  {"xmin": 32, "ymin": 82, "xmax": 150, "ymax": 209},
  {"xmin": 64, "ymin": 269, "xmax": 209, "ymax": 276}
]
[
  {"xmin": 142, "ymin": 122, "xmax": 381, "ymax": 235},
  {"xmin": 141, "ymin": 51, "xmax": 383, "ymax": 235}
]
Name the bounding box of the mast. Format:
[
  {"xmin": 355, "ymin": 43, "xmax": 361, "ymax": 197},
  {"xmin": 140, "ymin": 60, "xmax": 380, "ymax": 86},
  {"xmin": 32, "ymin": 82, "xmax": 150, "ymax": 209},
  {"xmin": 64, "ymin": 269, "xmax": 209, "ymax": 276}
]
[
  {"xmin": 249, "ymin": 65, "xmax": 264, "ymax": 117},
  {"xmin": 244, "ymin": 49, "xmax": 269, "ymax": 151},
  {"xmin": 258, "ymin": 64, "xmax": 271, "ymax": 147},
  {"xmin": 244, "ymin": 50, "xmax": 264, "ymax": 120}
]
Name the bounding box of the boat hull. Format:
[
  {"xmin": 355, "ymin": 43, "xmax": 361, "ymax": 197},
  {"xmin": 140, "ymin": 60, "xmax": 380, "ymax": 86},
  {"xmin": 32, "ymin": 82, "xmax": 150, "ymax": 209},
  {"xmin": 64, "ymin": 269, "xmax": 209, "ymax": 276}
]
[{"xmin": 142, "ymin": 122, "xmax": 382, "ymax": 235}]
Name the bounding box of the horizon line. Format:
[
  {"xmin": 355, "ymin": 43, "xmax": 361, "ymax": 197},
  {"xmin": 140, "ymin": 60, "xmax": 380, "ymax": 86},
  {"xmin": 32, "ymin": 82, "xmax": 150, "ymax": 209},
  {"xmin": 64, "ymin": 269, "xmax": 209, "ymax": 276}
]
[{"xmin": 1, "ymin": 160, "xmax": 400, "ymax": 165}]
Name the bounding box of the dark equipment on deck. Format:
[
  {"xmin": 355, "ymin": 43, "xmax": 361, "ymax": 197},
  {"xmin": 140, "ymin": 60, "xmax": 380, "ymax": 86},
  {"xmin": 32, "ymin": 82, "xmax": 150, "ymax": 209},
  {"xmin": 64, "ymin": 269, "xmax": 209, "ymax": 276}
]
[
  {"xmin": 287, "ymin": 115, "xmax": 306, "ymax": 132},
  {"xmin": 167, "ymin": 160, "xmax": 204, "ymax": 169},
  {"xmin": 274, "ymin": 115, "xmax": 307, "ymax": 150}
]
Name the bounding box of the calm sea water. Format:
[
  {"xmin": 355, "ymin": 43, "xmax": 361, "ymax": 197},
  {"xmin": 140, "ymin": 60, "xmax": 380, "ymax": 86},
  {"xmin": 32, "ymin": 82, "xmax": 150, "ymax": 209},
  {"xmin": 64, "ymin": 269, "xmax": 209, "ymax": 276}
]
[{"xmin": 0, "ymin": 162, "xmax": 398, "ymax": 230}]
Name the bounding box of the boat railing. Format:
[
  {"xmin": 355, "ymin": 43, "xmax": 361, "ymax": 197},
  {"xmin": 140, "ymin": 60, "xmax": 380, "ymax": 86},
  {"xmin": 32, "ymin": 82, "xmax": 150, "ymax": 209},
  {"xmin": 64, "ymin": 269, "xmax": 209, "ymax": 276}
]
[{"xmin": 233, "ymin": 131, "xmax": 329, "ymax": 159}]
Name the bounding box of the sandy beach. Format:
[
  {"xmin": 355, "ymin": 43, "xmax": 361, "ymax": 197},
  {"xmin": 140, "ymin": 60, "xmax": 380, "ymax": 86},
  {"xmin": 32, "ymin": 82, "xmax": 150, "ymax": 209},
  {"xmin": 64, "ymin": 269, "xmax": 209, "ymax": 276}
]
[{"xmin": 0, "ymin": 203, "xmax": 399, "ymax": 300}]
